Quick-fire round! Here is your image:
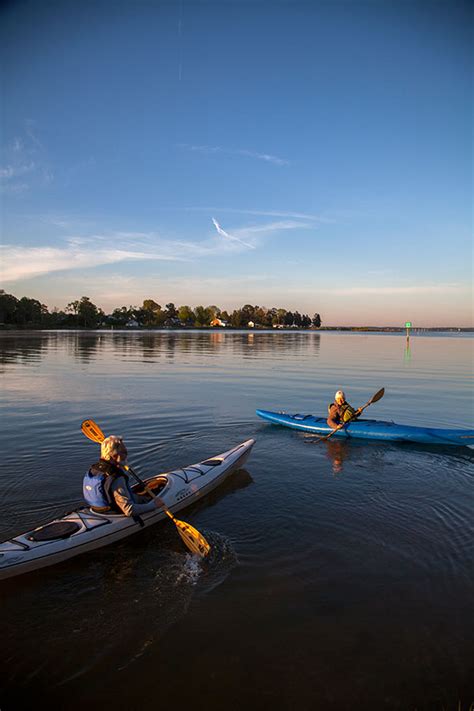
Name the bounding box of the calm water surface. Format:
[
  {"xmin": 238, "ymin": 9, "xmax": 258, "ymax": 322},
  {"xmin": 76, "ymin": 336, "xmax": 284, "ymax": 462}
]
[{"xmin": 1, "ymin": 330, "xmax": 473, "ymax": 711}]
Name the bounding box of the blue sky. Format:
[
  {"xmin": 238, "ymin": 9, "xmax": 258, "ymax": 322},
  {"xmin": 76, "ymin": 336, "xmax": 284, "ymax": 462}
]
[{"xmin": 1, "ymin": 0, "xmax": 472, "ymax": 326}]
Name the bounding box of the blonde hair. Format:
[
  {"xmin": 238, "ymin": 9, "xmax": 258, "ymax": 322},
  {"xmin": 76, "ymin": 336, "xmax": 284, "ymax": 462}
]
[{"xmin": 101, "ymin": 435, "xmax": 126, "ymax": 461}]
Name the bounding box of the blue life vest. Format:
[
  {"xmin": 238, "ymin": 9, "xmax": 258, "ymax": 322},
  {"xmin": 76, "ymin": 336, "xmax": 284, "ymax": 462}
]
[{"xmin": 83, "ymin": 460, "xmax": 132, "ymax": 512}]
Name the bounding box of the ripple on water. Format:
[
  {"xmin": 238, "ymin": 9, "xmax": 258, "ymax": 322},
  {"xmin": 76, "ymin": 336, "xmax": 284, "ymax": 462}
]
[{"xmin": 2, "ymin": 528, "xmax": 239, "ymax": 690}]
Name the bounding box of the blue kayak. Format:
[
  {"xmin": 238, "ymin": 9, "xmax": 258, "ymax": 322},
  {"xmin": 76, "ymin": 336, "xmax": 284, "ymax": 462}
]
[{"xmin": 256, "ymin": 409, "xmax": 474, "ymax": 446}]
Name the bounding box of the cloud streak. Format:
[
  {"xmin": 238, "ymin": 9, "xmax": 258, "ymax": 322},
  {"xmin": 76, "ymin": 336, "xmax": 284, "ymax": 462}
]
[
  {"xmin": 187, "ymin": 206, "xmax": 331, "ymax": 222},
  {"xmin": 212, "ymin": 217, "xmax": 255, "ymax": 249},
  {"xmin": 179, "ymin": 144, "xmax": 289, "ymax": 166}
]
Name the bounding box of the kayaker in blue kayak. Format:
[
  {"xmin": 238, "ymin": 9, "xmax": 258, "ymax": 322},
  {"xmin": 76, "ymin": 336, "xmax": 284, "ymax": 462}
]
[
  {"xmin": 327, "ymin": 390, "xmax": 360, "ymax": 429},
  {"xmin": 83, "ymin": 435, "xmax": 165, "ymax": 516}
]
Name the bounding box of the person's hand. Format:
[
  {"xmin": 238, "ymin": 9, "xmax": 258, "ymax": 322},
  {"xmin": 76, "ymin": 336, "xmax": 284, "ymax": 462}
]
[{"xmin": 153, "ymin": 496, "xmax": 165, "ymax": 509}]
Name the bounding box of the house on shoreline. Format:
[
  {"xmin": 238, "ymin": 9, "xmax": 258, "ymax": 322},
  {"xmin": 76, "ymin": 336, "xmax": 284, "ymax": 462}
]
[{"xmin": 210, "ymin": 317, "xmax": 228, "ymax": 327}]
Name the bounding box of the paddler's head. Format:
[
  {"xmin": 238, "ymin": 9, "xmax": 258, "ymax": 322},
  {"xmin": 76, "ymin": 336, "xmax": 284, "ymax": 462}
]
[
  {"xmin": 101, "ymin": 435, "xmax": 128, "ymax": 465},
  {"xmin": 335, "ymin": 390, "xmax": 346, "ymax": 405}
]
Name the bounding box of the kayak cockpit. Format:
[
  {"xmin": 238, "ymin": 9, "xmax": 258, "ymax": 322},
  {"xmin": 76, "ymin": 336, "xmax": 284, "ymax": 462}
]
[{"xmin": 132, "ymin": 475, "xmax": 168, "ymax": 496}]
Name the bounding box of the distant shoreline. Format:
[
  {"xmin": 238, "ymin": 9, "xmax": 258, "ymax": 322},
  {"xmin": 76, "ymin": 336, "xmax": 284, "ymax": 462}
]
[{"xmin": 0, "ymin": 325, "xmax": 472, "ymax": 333}]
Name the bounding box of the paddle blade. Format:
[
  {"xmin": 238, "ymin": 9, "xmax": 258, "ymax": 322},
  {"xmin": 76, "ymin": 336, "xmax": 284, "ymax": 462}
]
[
  {"xmin": 369, "ymin": 387, "xmax": 385, "ymax": 404},
  {"xmin": 81, "ymin": 419, "xmax": 106, "ymax": 444},
  {"xmin": 174, "ymin": 518, "xmax": 211, "ymax": 558}
]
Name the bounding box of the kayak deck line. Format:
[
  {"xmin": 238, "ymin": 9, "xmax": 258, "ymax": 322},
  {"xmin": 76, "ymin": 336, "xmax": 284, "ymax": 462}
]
[
  {"xmin": 0, "ymin": 439, "xmax": 255, "ymax": 581},
  {"xmin": 256, "ymin": 409, "xmax": 474, "ymax": 446}
]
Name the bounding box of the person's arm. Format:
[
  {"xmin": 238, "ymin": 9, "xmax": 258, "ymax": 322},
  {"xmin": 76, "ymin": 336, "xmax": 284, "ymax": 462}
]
[
  {"xmin": 111, "ymin": 476, "xmax": 163, "ymax": 517},
  {"xmin": 327, "ymin": 404, "xmax": 341, "ymax": 429}
]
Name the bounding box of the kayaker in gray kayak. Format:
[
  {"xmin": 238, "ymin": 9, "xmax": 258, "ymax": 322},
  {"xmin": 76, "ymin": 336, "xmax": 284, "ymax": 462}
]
[
  {"xmin": 327, "ymin": 390, "xmax": 360, "ymax": 429},
  {"xmin": 83, "ymin": 435, "xmax": 165, "ymax": 517}
]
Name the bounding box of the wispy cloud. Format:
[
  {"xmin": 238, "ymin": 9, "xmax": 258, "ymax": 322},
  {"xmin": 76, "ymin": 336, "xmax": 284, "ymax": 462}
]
[
  {"xmin": 212, "ymin": 217, "xmax": 255, "ymax": 249},
  {"xmin": 235, "ymin": 220, "xmax": 311, "ymax": 236},
  {"xmin": 186, "ymin": 206, "xmax": 332, "ymax": 222},
  {"xmin": 0, "ymin": 240, "xmax": 184, "ymax": 283},
  {"xmin": 0, "ymin": 161, "xmax": 36, "ymax": 193},
  {"xmin": 0, "ymin": 163, "xmax": 35, "ymax": 179},
  {"xmin": 0, "ymin": 122, "xmax": 53, "ymax": 194},
  {"xmin": 1, "ymin": 225, "xmax": 250, "ymax": 283},
  {"xmin": 179, "ymin": 144, "xmax": 289, "ymax": 166},
  {"xmin": 2, "ymin": 213, "xmax": 313, "ymax": 283}
]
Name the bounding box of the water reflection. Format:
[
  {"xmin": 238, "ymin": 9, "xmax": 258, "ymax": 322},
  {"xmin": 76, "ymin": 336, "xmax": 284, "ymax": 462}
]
[
  {"xmin": 325, "ymin": 439, "xmax": 351, "ymax": 475},
  {"xmin": 404, "ymin": 335, "xmax": 412, "ymax": 362},
  {"xmin": 0, "ymin": 333, "xmax": 49, "ymax": 370},
  {"xmin": 68, "ymin": 332, "xmax": 102, "ymax": 363},
  {"xmin": 0, "ymin": 330, "xmax": 322, "ymax": 366}
]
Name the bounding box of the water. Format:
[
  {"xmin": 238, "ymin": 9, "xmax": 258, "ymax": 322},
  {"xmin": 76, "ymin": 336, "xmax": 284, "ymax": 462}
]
[{"xmin": 1, "ymin": 330, "xmax": 473, "ymax": 711}]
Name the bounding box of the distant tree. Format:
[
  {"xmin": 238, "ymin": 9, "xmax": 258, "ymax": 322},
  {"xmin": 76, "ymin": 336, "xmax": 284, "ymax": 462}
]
[
  {"xmin": 143, "ymin": 299, "xmax": 161, "ymax": 312},
  {"xmin": 0, "ymin": 289, "xmax": 322, "ymax": 332},
  {"xmin": 194, "ymin": 305, "xmax": 212, "ymax": 327},
  {"xmin": 47, "ymin": 307, "xmax": 69, "ymax": 328},
  {"xmin": 178, "ymin": 305, "xmax": 195, "ymax": 325},
  {"xmin": 66, "ymin": 297, "xmax": 102, "ymax": 327},
  {"xmin": 240, "ymin": 304, "xmax": 256, "ymax": 324},
  {"xmin": 142, "ymin": 299, "xmax": 162, "ymax": 327},
  {"xmin": 165, "ymin": 302, "xmax": 177, "ymax": 319},
  {"xmin": 0, "ymin": 290, "xmax": 19, "ymax": 324},
  {"xmin": 265, "ymin": 308, "xmax": 276, "ymax": 328},
  {"xmin": 75, "ymin": 297, "xmax": 103, "ymax": 328},
  {"xmin": 255, "ymin": 306, "xmax": 268, "ymax": 326},
  {"xmin": 108, "ymin": 306, "xmax": 134, "ymax": 327},
  {"xmin": 230, "ymin": 309, "xmax": 245, "ymax": 328},
  {"xmin": 206, "ymin": 305, "xmax": 220, "ymax": 320},
  {"xmin": 17, "ymin": 297, "xmax": 44, "ymax": 325},
  {"xmin": 66, "ymin": 300, "xmax": 80, "ymax": 320},
  {"xmin": 272, "ymin": 308, "xmax": 287, "ymax": 327},
  {"xmin": 131, "ymin": 307, "xmax": 147, "ymax": 327}
]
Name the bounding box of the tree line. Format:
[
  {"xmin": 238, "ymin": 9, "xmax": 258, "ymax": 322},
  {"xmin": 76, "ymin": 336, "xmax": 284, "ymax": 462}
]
[{"xmin": 0, "ymin": 291, "xmax": 322, "ymax": 329}]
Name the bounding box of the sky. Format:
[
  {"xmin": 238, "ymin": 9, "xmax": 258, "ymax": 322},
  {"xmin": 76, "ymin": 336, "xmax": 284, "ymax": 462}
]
[{"xmin": 1, "ymin": 0, "xmax": 472, "ymax": 326}]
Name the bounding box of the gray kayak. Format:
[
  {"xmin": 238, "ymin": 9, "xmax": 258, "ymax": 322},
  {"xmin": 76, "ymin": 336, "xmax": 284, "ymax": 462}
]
[{"xmin": 0, "ymin": 439, "xmax": 255, "ymax": 581}]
